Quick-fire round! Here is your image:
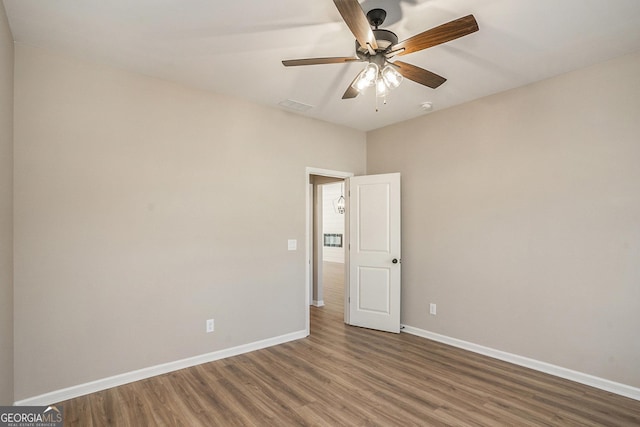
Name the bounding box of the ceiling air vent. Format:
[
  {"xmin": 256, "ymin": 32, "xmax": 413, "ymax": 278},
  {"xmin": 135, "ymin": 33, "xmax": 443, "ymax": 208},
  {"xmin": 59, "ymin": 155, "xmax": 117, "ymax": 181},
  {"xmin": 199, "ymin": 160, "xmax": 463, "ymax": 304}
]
[{"xmin": 278, "ymin": 99, "xmax": 313, "ymax": 112}]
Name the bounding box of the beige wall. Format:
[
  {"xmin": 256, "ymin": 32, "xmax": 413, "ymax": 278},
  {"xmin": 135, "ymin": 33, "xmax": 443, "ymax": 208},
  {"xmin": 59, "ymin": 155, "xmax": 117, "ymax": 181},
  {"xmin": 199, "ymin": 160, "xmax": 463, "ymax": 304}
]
[
  {"xmin": 367, "ymin": 52, "xmax": 640, "ymax": 387},
  {"xmin": 9, "ymin": 29, "xmax": 639, "ymax": 401},
  {"xmin": 13, "ymin": 44, "xmax": 366, "ymax": 400},
  {"xmin": 0, "ymin": 2, "xmax": 14, "ymax": 405}
]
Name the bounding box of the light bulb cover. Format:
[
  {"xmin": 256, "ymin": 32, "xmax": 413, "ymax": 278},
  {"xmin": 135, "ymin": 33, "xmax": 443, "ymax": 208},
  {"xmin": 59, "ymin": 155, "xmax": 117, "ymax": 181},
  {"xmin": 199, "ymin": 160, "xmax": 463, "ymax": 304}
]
[
  {"xmin": 376, "ymin": 78, "xmax": 388, "ymax": 98},
  {"xmin": 381, "ymin": 65, "xmax": 403, "ymax": 89},
  {"xmin": 353, "ymin": 63, "xmax": 379, "ymax": 92}
]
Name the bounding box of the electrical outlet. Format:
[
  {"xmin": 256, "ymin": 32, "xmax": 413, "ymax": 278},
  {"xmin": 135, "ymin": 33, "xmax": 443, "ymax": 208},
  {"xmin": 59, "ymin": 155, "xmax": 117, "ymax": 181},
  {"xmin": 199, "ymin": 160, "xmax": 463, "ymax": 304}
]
[
  {"xmin": 429, "ymin": 303, "xmax": 437, "ymax": 316},
  {"xmin": 206, "ymin": 319, "xmax": 215, "ymax": 333}
]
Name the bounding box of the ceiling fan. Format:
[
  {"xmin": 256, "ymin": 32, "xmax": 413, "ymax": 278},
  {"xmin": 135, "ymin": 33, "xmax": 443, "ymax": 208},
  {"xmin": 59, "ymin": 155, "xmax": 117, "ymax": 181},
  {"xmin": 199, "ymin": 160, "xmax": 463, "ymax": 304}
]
[{"xmin": 282, "ymin": 0, "xmax": 479, "ymax": 101}]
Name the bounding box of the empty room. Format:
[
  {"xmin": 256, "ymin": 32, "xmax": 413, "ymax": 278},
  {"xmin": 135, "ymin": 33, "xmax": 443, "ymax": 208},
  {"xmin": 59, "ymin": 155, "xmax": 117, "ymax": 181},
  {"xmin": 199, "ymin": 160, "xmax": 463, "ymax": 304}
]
[{"xmin": 1, "ymin": 0, "xmax": 639, "ymax": 425}]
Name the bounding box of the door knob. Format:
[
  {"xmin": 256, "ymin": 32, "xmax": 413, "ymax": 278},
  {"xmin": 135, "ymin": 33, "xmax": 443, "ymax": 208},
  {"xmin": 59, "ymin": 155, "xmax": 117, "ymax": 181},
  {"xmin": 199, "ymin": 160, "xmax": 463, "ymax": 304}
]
[{"xmin": 392, "ymin": 258, "xmax": 399, "ymax": 264}]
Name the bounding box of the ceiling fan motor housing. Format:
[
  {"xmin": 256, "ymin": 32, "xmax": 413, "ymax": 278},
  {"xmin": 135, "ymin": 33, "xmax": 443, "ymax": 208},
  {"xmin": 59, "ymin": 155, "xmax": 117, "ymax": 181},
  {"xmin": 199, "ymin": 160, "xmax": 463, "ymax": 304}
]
[{"xmin": 355, "ymin": 29, "xmax": 399, "ymax": 59}]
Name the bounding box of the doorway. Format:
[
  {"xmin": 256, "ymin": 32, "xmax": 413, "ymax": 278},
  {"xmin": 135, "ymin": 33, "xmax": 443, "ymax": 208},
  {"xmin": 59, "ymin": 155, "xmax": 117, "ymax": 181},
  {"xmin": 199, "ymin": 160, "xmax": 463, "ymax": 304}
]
[
  {"xmin": 316, "ymin": 181, "xmax": 345, "ymax": 306},
  {"xmin": 305, "ymin": 168, "xmax": 353, "ymax": 335},
  {"xmin": 305, "ymin": 169, "xmax": 402, "ymax": 335}
]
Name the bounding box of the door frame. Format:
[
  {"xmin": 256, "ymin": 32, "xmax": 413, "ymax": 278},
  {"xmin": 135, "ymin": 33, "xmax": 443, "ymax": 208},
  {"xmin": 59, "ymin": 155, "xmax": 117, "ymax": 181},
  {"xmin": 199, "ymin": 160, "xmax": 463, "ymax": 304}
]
[{"xmin": 305, "ymin": 167, "xmax": 353, "ymax": 335}]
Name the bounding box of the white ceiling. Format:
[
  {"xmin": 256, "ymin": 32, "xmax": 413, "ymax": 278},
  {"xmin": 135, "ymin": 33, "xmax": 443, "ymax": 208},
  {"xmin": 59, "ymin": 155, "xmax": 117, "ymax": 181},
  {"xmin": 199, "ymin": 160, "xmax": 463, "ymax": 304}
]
[{"xmin": 4, "ymin": 0, "xmax": 640, "ymax": 131}]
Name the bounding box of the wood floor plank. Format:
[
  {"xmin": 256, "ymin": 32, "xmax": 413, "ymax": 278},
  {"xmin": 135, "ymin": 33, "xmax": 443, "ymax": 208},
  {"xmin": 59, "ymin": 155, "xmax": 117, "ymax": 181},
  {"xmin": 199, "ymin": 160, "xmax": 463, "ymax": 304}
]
[
  {"xmin": 57, "ymin": 261, "xmax": 640, "ymax": 426},
  {"xmin": 62, "ymin": 395, "xmax": 92, "ymax": 427}
]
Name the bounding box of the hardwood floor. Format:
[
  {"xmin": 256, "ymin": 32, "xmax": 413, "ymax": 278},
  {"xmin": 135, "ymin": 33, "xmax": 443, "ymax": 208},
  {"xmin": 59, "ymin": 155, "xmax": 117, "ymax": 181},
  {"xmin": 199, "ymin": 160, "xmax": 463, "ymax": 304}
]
[{"xmin": 58, "ymin": 261, "xmax": 640, "ymax": 426}]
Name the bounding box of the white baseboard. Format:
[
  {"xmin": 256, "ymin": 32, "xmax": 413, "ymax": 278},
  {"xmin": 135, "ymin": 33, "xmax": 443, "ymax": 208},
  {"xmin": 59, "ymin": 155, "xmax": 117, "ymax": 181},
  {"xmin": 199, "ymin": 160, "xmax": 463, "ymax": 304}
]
[
  {"xmin": 17, "ymin": 325, "xmax": 638, "ymax": 406},
  {"xmin": 15, "ymin": 329, "xmax": 308, "ymax": 406},
  {"xmin": 312, "ymin": 300, "xmax": 325, "ymax": 307},
  {"xmin": 401, "ymin": 325, "xmax": 640, "ymax": 402}
]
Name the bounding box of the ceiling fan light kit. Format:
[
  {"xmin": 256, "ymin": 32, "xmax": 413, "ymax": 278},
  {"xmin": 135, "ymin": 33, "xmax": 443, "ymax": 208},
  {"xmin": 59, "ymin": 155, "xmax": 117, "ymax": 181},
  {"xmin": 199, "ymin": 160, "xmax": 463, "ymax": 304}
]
[{"xmin": 282, "ymin": 0, "xmax": 479, "ymax": 110}]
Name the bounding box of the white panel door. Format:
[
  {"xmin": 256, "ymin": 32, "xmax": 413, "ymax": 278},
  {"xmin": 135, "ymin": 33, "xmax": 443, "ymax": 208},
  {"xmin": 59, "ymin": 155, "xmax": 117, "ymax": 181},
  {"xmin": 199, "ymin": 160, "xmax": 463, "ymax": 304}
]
[{"xmin": 348, "ymin": 173, "xmax": 401, "ymax": 333}]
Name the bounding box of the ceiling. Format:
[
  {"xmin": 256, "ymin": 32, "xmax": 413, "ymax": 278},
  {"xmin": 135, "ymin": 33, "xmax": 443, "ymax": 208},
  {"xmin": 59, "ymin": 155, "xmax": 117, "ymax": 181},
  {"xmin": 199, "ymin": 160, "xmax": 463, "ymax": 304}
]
[{"xmin": 4, "ymin": 0, "xmax": 640, "ymax": 131}]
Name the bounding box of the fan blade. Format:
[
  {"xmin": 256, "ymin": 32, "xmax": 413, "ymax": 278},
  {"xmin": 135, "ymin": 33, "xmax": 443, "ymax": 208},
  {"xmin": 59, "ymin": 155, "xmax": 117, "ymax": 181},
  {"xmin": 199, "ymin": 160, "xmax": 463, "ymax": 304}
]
[
  {"xmin": 342, "ymin": 73, "xmax": 361, "ymax": 99},
  {"xmin": 391, "ymin": 15, "xmax": 478, "ymax": 56},
  {"xmin": 393, "ymin": 61, "xmax": 446, "ymax": 89},
  {"xmin": 333, "ymin": 0, "xmax": 378, "ymax": 51},
  {"xmin": 282, "ymin": 57, "xmax": 360, "ymax": 67}
]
